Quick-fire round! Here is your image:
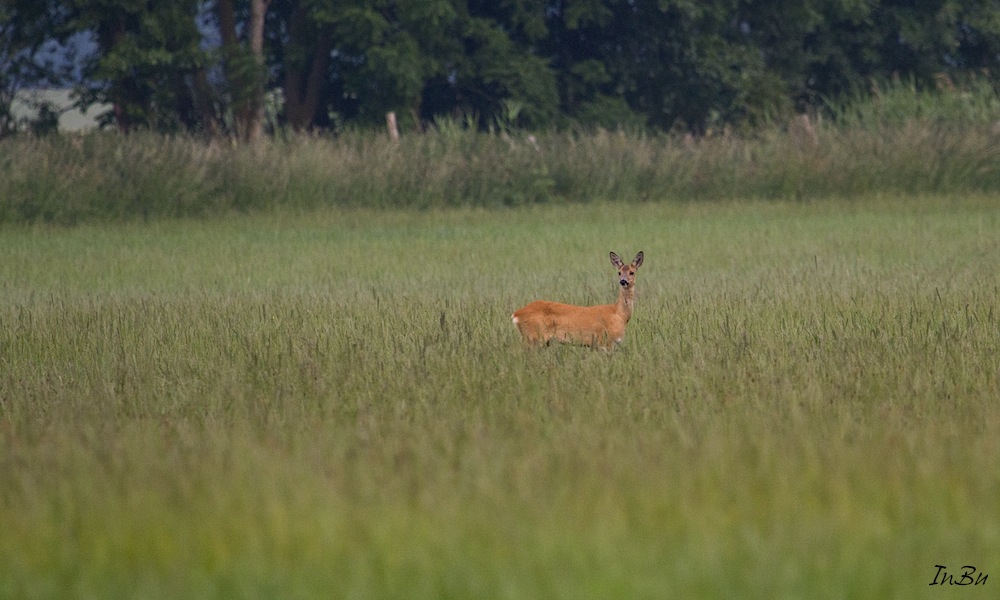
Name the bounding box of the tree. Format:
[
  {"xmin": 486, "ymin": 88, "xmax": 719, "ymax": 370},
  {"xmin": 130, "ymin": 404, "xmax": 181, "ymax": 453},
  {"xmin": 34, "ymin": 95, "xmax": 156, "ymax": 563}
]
[
  {"xmin": 216, "ymin": 0, "xmax": 271, "ymax": 141},
  {"xmin": 0, "ymin": 0, "xmax": 75, "ymax": 137},
  {"xmin": 457, "ymin": 1, "xmax": 559, "ymax": 128},
  {"xmin": 269, "ymin": 0, "xmax": 332, "ymax": 131},
  {"xmin": 313, "ymin": 1, "xmax": 464, "ymax": 130},
  {"xmin": 4, "ymin": 0, "xmax": 999, "ymax": 137},
  {"xmin": 59, "ymin": 0, "xmax": 212, "ymax": 133},
  {"xmin": 547, "ymin": 0, "xmax": 766, "ymax": 132},
  {"xmin": 55, "ymin": 0, "xmax": 274, "ymax": 140},
  {"xmin": 544, "ymin": 0, "xmax": 640, "ymax": 129},
  {"xmin": 304, "ymin": 0, "xmax": 557, "ymax": 131},
  {"xmin": 738, "ymin": 0, "xmax": 1000, "ymax": 111}
]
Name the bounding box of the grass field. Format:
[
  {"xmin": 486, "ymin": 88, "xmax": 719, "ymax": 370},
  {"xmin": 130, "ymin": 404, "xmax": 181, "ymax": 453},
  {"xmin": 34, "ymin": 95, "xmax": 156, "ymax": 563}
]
[{"xmin": 1, "ymin": 196, "xmax": 999, "ymax": 598}]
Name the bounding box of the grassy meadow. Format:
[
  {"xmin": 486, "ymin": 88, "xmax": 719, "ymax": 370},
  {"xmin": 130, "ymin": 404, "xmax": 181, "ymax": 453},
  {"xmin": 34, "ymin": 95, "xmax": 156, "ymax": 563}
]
[{"xmin": 1, "ymin": 195, "xmax": 999, "ymax": 598}]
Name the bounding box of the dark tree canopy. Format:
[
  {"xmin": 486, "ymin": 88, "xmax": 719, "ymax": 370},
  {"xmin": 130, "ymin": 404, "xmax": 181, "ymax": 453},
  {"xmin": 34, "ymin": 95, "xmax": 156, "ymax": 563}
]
[{"xmin": 3, "ymin": 0, "xmax": 1000, "ymax": 138}]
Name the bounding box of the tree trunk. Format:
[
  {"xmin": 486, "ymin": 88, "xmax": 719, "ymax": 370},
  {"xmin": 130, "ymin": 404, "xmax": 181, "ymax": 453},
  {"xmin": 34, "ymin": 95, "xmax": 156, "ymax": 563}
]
[
  {"xmin": 217, "ymin": 0, "xmax": 270, "ymax": 142},
  {"xmin": 104, "ymin": 16, "xmax": 133, "ymax": 133},
  {"xmin": 191, "ymin": 67, "xmax": 220, "ymax": 136},
  {"xmin": 283, "ymin": 5, "xmax": 331, "ymax": 131},
  {"xmin": 245, "ymin": 0, "xmax": 269, "ymax": 142}
]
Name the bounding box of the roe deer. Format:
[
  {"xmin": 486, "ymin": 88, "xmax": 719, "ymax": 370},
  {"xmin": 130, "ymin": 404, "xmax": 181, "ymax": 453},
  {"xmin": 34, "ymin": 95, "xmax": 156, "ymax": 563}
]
[{"xmin": 511, "ymin": 251, "xmax": 644, "ymax": 349}]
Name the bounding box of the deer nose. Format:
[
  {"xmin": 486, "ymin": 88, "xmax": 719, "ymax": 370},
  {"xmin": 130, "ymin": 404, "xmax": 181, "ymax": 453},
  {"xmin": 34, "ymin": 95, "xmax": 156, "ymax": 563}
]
[{"xmin": 620, "ymin": 278, "xmax": 628, "ymax": 287}]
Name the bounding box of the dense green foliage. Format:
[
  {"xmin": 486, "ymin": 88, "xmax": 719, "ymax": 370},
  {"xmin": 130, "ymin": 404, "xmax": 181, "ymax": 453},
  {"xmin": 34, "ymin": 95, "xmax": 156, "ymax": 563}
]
[
  {"xmin": 4, "ymin": 0, "xmax": 1000, "ymax": 135},
  {"xmin": 2, "ymin": 199, "xmax": 998, "ymax": 597}
]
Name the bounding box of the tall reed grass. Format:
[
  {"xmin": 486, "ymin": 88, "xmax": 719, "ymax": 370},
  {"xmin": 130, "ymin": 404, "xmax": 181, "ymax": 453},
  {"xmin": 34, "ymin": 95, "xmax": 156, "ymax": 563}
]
[
  {"xmin": 2, "ymin": 80, "xmax": 999, "ymax": 224},
  {"xmin": 1, "ymin": 200, "xmax": 998, "ymax": 597}
]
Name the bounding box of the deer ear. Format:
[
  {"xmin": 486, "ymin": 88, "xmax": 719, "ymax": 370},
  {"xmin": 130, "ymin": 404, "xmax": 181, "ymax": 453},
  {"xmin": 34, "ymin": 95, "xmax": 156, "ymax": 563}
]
[
  {"xmin": 632, "ymin": 251, "xmax": 644, "ymax": 268},
  {"xmin": 610, "ymin": 252, "xmax": 624, "ymax": 269}
]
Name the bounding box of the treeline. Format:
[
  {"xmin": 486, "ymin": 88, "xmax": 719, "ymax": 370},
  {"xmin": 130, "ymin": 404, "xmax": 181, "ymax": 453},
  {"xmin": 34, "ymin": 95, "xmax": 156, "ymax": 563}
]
[{"xmin": 3, "ymin": 0, "xmax": 1000, "ymax": 140}]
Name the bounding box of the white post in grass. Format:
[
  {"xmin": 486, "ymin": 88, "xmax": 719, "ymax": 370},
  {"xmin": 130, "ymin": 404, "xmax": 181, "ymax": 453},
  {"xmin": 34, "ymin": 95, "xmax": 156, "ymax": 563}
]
[
  {"xmin": 386, "ymin": 111, "xmax": 400, "ymax": 141},
  {"xmin": 790, "ymin": 113, "xmax": 818, "ymax": 147}
]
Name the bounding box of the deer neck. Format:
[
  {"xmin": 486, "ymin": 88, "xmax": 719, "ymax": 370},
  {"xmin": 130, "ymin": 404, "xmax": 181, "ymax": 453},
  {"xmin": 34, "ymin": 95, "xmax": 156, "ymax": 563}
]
[{"xmin": 616, "ymin": 285, "xmax": 635, "ymax": 321}]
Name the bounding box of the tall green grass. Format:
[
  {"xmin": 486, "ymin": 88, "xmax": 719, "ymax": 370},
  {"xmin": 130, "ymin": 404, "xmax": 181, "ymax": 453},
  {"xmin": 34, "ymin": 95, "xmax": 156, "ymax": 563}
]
[
  {"xmin": 2, "ymin": 78, "xmax": 1000, "ymax": 224},
  {"xmin": 1, "ymin": 198, "xmax": 998, "ymax": 598},
  {"xmin": 828, "ymin": 75, "xmax": 1000, "ymax": 130}
]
